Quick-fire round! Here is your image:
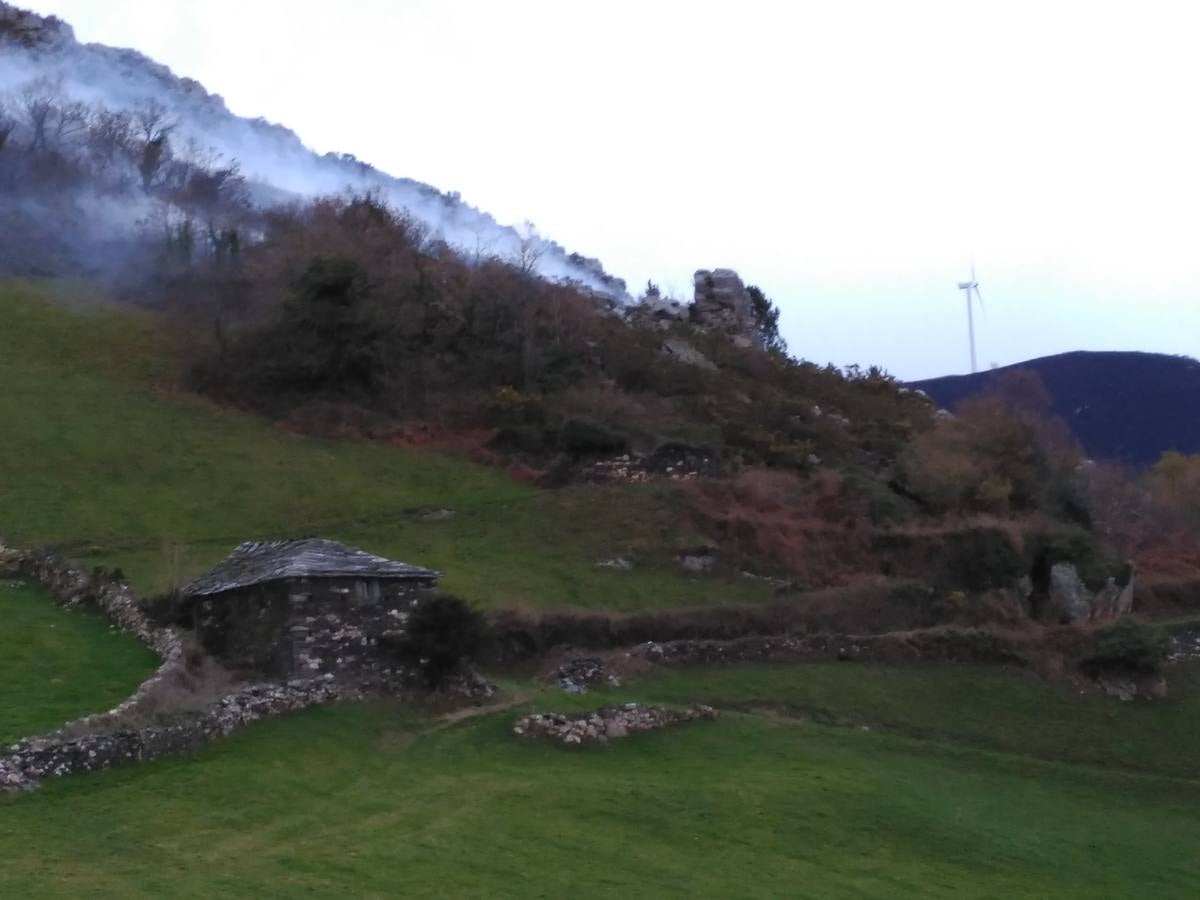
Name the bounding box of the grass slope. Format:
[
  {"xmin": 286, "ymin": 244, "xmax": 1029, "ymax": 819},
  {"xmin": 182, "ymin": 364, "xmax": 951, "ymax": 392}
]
[
  {"xmin": 0, "ymin": 281, "xmax": 769, "ymax": 609},
  {"xmin": 2, "ymin": 664, "xmax": 1199, "ymax": 898},
  {"xmin": 0, "ymin": 580, "xmax": 155, "ymax": 743}
]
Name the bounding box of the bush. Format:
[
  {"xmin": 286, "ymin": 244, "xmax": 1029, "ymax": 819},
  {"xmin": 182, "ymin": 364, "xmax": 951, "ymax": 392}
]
[
  {"xmin": 385, "ymin": 594, "xmax": 487, "ymax": 687},
  {"xmin": 1082, "ymin": 619, "xmax": 1170, "ymax": 677}
]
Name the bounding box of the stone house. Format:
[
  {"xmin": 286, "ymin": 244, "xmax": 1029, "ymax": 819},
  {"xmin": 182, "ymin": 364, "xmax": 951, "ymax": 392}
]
[{"xmin": 178, "ymin": 538, "xmax": 439, "ymax": 677}]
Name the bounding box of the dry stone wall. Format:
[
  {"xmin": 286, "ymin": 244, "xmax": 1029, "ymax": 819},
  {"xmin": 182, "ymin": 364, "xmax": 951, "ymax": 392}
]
[
  {"xmin": 0, "ymin": 545, "xmax": 348, "ymax": 792},
  {"xmin": 513, "ymin": 703, "xmax": 717, "ymax": 746}
]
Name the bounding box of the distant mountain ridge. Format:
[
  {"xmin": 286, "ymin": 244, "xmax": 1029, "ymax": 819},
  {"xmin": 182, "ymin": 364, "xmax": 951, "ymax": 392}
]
[
  {"xmin": 0, "ymin": 2, "xmax": 626, "ymax": 296},
  {"xmin": 913, "ymin": 351, "xmax": 1200, "ymax": 467}
]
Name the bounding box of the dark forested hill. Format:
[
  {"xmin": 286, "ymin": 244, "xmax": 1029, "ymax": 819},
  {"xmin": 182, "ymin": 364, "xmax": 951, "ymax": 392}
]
[{"xmin": 913, "ymin": 351, "xmax": 1200, "ymax": 467}]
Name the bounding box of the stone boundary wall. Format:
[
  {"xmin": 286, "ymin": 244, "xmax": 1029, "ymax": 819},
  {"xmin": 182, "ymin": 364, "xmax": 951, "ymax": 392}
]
[
  {"xmin": 1, "ymin": 678, "xmax": 344, "ymax": 791},
  {"xmin": 10, "ymin": 549, "xmax": 187, "ymax": 733},
  {"xmin": 0, "ymin": 545, "xmax": 351, "ymax": 792},
  {"xmin": 629, "ymin": 628, "xmax": 1040, "ymax": 668}
]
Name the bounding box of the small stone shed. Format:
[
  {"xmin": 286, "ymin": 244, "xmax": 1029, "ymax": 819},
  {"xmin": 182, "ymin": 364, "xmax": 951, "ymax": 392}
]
[{"xmin": 179, "ymin": 539, "xmax": 439, "ymax": 677}]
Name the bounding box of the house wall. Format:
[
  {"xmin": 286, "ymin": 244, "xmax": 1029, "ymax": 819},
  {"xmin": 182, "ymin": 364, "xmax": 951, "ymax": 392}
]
[{"xmin": 190, "ymin": 576, "xmax": 436, "ymax": 676}]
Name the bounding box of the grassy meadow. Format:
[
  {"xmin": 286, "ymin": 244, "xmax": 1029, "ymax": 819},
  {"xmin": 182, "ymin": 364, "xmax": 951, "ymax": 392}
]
[
  {"xmin": 0, "ymin": 281, "xmax": 769, "ymax": 609},
  {"xmin": 5, "ymin": 280, "xmax": 1200, "ymax": 898},
  {"xmin": 2, "ymin": 651, "xmax": 1199, "ymax": 897}
]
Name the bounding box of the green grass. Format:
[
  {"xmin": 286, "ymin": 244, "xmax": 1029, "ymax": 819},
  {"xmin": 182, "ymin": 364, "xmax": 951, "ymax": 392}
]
[
  {"xmin": 592, "ymin": 660, "xmax": 1200, "ymax": 779},
  {"xmin": 5, "ymin": 280, "xmax": 1200, "ymax": 897},
  {"xmin": 0, "ymin": 580, "xmax": 156, "ymax": 743},
  {"xmin": 0, "ymin": 281, "xmax": 770, "ymax": 609},
  {"xmin": 1, "ymin": 666, "xmax": 1199, "ymax": 898}
]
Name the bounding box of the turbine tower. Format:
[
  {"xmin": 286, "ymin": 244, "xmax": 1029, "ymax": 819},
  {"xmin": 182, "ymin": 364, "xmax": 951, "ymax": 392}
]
[{"xmin": 957, "ymin": 264, "xmax": 984, "ymax": 374}]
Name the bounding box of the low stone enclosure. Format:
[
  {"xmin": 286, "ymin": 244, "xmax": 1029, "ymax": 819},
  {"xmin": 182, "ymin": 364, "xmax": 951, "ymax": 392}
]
[
  {"xmin": 0, "ymin": 543, "xmax": 484, "ymax": 793},
  {"xmin": 514, "ymin": 703, "xmax": 717, "ymax": 746}
]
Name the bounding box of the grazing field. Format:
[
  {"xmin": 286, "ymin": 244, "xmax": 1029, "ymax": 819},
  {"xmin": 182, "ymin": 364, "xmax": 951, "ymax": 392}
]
[
  {"xmin": 6, "ymin": 279, "xmax": 1200, "ymax": 898},
  {"xmin": 2, "ymin": 660, "xmax": 1199, "ymax": 898},
  {"xmin": 0, "ymin": 281, "xmax": 769, "ymax": 609},
  {"xmin": 0, "ymin": 580, "xmax": 155, "ymax": 743}
]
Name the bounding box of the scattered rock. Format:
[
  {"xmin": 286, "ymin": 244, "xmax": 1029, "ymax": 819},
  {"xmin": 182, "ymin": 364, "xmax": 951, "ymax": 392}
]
[
  {"xmin": 596, "ymin": 557, "xmax": 633, "ymax": 571},
  {"xmin": 662, "ymin": 336, "xmax": 718, "ymax": 372},
  {"xmin": 679, "ymin": 549, "xmax": 716, "ymax": 574},
  {"xmin": 556, "ymin": 657, "xmax": 621, "ymax": 694},
  {"xmin": 513, "ymin": 703, "xmax": 717, "ymax": 746}
]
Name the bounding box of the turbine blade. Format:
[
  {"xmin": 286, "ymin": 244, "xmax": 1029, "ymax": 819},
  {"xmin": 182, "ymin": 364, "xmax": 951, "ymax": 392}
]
[{"xmin": 974, "ymin": 286, "xmax": 986, "ymax": 317}]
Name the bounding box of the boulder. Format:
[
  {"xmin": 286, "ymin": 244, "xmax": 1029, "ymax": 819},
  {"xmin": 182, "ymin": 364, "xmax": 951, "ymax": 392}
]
[
  {"xmin": 1048, "ymin": 563, "xmax": 1092, "ymax": 623},
  {"xmin": 662, "ymin": 337, "xmax": 718, "ymax": 371}
]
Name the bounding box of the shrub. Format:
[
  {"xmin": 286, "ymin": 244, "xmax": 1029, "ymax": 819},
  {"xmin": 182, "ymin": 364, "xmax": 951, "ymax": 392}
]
[
  {"xmin": 385, "ymin": 594, "xmax": 487, "ymax": 688},
  {"xmin": 1081, "ymin": 619, "xmax": 1170, "ymax": 677}
]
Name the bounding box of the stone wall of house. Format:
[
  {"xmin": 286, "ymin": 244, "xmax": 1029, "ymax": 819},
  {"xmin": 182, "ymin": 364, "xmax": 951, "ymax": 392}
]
[{"xmin": 186, "ymin": 576, "xmax": 436, "ymax": 677}]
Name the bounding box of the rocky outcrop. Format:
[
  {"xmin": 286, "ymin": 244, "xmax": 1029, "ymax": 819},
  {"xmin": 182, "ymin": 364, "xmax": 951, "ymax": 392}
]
[
  {"xmin": 1048, "ymin": 563, "xmax": 1093, "ymax": 623},
  {"xmin": 1044, "ymin": 562, "xmax": 1136, "ymax": 623},
  {"xmin": 513, "ymin": 703, "xmax": 716, "ymax": 746},
  {"xmin": 627, "ymin": 291, "xmax": 689, "ymax": 330},
  {"xmin": 692, "ymin": 269, "xmax": 758, "ymax": 345}
]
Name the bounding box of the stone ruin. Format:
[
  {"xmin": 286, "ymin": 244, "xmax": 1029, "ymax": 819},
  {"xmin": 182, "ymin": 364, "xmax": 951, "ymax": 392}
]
[{"xmin": 513, "ymin": 703, "xmax": 717, "ymax": 746}]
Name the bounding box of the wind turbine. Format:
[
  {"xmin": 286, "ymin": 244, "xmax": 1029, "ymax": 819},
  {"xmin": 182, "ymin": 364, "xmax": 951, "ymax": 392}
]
[{"xmin": 957, "ymin": 263, "xmax": 984, "ymax": 374}]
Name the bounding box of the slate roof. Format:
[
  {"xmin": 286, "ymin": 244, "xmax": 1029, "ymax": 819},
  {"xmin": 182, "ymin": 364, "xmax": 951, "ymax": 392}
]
[{"xmin": 181, "ymin": 538, "xmax": 439, "ymax": 597}]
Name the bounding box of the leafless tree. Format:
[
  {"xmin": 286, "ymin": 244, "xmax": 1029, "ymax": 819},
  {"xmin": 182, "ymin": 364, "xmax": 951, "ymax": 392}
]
[
  {"xmin": 132, "ymin": 98, "xmax": 178, "ymax": 189},
  {"xmin": 0, "ymin": 105, "xmax": 15, "ymax": 155},
  {"xmin": 513, "ymin": 220, "xmax": 544, "ymax": 276},
  {"xmin": 19, "ymin": 78, "xmax": 60, "ymax": 153}
]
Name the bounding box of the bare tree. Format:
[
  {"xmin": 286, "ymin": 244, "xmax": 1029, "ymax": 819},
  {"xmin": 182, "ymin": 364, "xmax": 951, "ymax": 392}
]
[
  {"xmin": 513, "ymin": 220, "xmax": 544, "ymax": 276},
  {"xmin": 132, "ymin": 98, "xmax": 177, "ymax": 190},
  {"xmin": 19, "ymin": 78, "xmax": 59, "ymax": 153},
  {"xmin": 0, "ymin": 105, "xmax": 15, "ymax": 155},
  {"xmin": 85, "ymin": 107, "xmax": 134, "ymax": 172}
]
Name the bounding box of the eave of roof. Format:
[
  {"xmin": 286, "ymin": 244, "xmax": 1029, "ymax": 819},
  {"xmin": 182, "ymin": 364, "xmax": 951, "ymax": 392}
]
[{"xmin": 181, "ymin": 538, "xmax": 439, "ymax": 597}]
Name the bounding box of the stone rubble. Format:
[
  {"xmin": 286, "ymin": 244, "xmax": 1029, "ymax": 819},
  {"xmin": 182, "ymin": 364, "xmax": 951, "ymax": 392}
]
[
  {"xmin": 513, "ymin": 703, "xmax": 716, "ymax": 746},
  {"xmin": 556, "ymin": 657, "xmax": 621, "ymax": 694}
]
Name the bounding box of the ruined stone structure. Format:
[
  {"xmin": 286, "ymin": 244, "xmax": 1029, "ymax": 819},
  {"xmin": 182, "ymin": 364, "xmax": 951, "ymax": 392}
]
[{"xmin": 178, "ymin": 539, "xmax": 439, "ymax": 677}]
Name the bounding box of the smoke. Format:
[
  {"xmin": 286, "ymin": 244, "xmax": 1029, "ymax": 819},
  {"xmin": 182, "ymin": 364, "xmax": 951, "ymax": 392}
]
[{"xmin": 0, "ymin": 2, "xmax": 627, "ymax": 296}]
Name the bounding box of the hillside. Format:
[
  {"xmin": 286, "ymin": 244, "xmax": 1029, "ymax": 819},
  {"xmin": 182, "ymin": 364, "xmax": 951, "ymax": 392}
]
[
  {"xmin": 0, "ymin": 1, "xmax": 624, "ymax": 293},
  {"xmin": 913, "ymin": 351, "xmax": 1200, "ymax": 467}
]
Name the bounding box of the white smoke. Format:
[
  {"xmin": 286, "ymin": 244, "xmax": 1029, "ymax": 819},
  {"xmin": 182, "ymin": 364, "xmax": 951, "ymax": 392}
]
[{"xmin": 0, "ymin": 3, "xmax": 628, "ymax": 297}]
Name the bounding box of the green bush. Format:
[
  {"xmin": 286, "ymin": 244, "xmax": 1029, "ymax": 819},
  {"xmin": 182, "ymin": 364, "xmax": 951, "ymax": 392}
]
[
  {"xmin": 383, "ymin": 594, "xmax": 487, "ymax": 687},
  {"xmin": 1082, "ymin": 620, "xmax": 1170, "ymax": 677}
]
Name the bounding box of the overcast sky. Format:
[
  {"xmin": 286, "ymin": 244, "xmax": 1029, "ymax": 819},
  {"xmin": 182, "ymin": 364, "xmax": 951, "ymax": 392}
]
[{"xmin": 20, "ymin": 0, "xmax": 1200, "ymax": 379}]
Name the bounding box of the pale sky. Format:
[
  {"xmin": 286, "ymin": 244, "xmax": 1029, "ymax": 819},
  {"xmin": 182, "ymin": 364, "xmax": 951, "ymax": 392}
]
[{"xmin": 19, "ymin": 0, "xmax": 1200, "ymax": 379}]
